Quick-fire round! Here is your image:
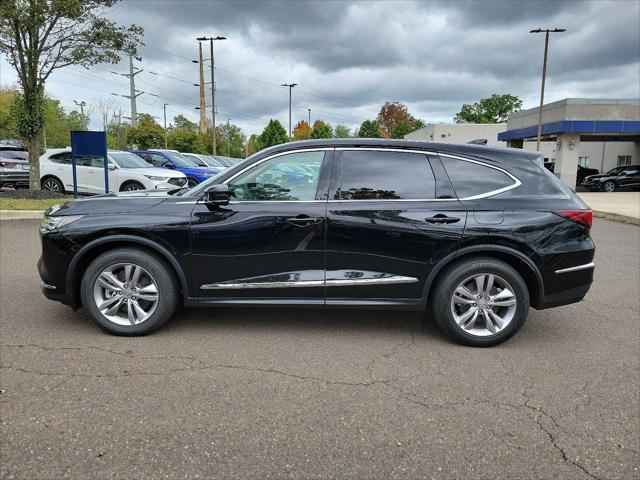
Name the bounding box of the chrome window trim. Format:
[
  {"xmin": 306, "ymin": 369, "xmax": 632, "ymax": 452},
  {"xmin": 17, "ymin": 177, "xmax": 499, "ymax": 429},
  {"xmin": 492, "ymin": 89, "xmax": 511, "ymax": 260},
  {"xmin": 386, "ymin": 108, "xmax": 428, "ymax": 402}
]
[
  {"xmin": 200, "ymin": 274, "xmax": 418, "ymax": 290},
  {"xmin": 554, "ymin": 262, "xmax": 595, "ymax": 274},
  {"xmin": 196, "ymin": 146, "xmax": 520, "ymax": 204}
]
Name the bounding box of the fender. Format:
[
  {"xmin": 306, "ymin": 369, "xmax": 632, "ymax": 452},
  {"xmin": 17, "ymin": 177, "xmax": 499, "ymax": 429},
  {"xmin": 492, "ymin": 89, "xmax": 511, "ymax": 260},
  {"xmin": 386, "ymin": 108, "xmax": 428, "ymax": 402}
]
[
  {"xmin": 66, "ymin": 234, "xmax": 190, "ymax": 301},
  {"xmin": 422, "ymin": 244, "xmax": 545, "ymax": 306}
]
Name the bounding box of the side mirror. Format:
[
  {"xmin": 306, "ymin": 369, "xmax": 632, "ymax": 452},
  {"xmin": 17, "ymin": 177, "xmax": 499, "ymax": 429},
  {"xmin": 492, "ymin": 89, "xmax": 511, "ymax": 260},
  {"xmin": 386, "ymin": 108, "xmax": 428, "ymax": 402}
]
[
  {"xmin": 204, "ymin": 184, "xmax": 230, "ymax": 206},
  {"xmin": 108, "ymin": 164, "xmax": 117, "ymax": 171},
  {"xmin": 164, "ymin": 162, "xmax": 176, "ymax": 169}
]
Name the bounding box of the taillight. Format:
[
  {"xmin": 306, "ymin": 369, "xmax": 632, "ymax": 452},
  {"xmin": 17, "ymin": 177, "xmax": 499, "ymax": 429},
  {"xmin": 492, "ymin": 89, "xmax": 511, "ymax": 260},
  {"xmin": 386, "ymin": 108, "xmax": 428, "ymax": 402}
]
[
  {"xmin": 0, "ymin": 161, "xmax": 14, "ymax": 168},
  {"xmin": 554, "ymin": 210, "xmax": 593, "ymax": 228}
]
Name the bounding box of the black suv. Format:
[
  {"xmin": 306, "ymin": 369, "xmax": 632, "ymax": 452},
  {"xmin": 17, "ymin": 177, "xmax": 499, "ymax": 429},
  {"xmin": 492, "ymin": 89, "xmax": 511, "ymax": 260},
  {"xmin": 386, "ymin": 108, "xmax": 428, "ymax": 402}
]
[
  {"xmin": 582, "ymin": 165, "xmax": 640, "ymax": 192},
  {"xmin": 38, "ymin": 139, "xmax": 595, "ymax": 346}
]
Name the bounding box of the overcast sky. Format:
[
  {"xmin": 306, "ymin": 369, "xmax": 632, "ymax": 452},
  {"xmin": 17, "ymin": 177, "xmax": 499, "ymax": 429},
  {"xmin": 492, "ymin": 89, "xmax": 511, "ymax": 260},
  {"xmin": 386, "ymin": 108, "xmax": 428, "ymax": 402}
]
[{"xmin": 1, "ymin": 0, "xmax": 639, "ymax": 136}]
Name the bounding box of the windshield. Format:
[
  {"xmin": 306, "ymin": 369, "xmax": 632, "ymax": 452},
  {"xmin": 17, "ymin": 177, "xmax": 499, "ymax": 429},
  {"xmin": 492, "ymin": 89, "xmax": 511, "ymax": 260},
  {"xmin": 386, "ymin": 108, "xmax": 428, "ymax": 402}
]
[
  {"xmin": 202, "ymin": 155, "xmax": 225, "ymax": 168},
  {"xmin": 110, "ymin": 152, "xmax": 152, "ymax": 168},
  {"xmin": 605, "ymin": 167, "xmax": 622, "ymax": 175},
  {"xmin": 213, "ymin": 156, "xmax": 234, "ymax": 167},
  {"xmin": 162, "ymin": 151, "xmax": 198, "ymax": 167},
  {"xmin": 182, "ymin": 153, "xmax": 208, "ymax": 167}
]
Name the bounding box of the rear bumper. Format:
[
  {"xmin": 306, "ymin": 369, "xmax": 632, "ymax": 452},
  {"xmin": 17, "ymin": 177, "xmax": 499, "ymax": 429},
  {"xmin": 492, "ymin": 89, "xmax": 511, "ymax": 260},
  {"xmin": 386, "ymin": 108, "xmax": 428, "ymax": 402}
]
[
  {"xmin": 0, "ymin": 171, "xmax": 29, "ymax": 185},
  {"xmin": 534, "ymin": 262, "xmax": 594, "ymax": 309},
  {"xmin": 534, "ymin": 282, "xmax": 592, "ymax": 309}
]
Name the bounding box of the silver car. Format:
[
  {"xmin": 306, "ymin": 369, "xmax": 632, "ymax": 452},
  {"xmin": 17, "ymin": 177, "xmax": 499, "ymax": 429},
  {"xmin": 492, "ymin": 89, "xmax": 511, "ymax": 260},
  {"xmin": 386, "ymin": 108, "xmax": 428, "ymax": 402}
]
[{"xmin": 0, "ymin": 147, "xmax": 29, "ymax": 188}]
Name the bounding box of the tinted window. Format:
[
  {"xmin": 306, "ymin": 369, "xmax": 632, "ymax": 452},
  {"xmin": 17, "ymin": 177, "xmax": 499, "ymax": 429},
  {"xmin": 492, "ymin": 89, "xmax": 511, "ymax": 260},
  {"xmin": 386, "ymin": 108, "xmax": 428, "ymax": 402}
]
[
  {"xmin": 0, "ymin": 150, "xmax": 27, "ymax": 160},
  {"xmin": 229, "ymin": 151, "xmax": 324, "ymax": 201},
  {"xmin": 337, "ymin": 150, "xmax": 435, "ymax": 200},
  {"xmin": 49, "ymin": 153, "xmax": 72, "ymax": 164},
  {"xmin": 148, "ymin": 154, "xmax": 169, "ymax": 167},
  {"xmin": 442, "ymin": 157, "xmax": 515, "ymax": 198},
  {"xmin": 161, "ymin": 152, "xmax": 197, "ymax": 167}
]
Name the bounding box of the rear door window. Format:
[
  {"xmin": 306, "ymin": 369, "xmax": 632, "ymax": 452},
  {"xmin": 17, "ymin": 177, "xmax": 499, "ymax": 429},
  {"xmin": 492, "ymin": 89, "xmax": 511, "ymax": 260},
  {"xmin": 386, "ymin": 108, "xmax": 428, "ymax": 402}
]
[
  {"xmin": 49, "ymin": 152, "xmax": 72, "ymax": 164},
  {"xmin": 441, "ymin": 157, "xmax": 516, "ymax": 198},
  {"xmin": 336, "ymin": 150, "xmax": 435, "ymax": 200}
]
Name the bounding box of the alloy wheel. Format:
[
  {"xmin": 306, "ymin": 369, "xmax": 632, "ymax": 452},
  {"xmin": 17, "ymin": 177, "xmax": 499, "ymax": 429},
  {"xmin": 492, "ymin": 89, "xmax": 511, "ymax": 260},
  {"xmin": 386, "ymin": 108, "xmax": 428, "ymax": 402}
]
[
  {"xmin": 123, "ymin": 183, "xmax": 143, "ymax": 191},
  {"xmin": 42, "ymin": 179, "xmax": 60, "ymax": 191},
  {"xmin": 93, "ymin": 263, "xmax": 159, "ymax": 326},
  {"xmin": 604, "ymin": 181, "xmax": 616, "ymax": 192},
  {"xmin": 450, "ymin": 273, "xmax": 517, "ymax": 337}
]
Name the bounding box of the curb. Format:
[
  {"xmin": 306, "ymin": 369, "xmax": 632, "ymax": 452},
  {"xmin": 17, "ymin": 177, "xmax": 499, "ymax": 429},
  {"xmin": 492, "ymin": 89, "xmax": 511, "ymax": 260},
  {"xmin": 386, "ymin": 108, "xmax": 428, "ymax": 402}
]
[
  {"xmin": 592, "ymin": 210, "xmax": 639, "ymax": 226},
  {"xmin": 0, "ymin": 210, "xmax": 44, "ymax": 220}
]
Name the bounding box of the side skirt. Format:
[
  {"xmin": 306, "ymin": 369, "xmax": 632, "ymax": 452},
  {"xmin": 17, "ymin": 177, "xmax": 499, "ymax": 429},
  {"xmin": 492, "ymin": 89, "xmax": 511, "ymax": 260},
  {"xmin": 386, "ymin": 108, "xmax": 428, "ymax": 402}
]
[{"xmin": 186, "ymin": 297, "xmax": 424, "ymax": 311}]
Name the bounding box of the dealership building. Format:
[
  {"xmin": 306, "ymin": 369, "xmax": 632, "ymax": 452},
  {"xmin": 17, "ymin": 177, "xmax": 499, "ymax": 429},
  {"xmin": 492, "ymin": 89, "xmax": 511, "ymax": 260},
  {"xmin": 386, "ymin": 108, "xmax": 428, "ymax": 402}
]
[{"xmin": 405, "ymin": 98, "xmax": 640, "ymax": 188}]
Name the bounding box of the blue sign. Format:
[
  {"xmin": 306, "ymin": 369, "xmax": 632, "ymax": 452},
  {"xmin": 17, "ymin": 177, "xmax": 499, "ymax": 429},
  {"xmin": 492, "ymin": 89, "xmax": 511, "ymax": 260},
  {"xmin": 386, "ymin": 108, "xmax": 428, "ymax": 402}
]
[{"xmin": 70, "ymin": 131, "xmax": 109, "ymax": 198}]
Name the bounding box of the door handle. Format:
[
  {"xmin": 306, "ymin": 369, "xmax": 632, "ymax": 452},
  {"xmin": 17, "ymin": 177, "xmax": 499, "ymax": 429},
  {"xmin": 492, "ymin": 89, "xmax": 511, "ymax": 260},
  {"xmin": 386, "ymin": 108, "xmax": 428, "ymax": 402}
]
[
  {"xmin": 425, "ymin": 215, "xmax": 460, "ymax": 224},
  {"xmin": 286, "ymin": 215, "xmax": 323, "ymax": 227}
]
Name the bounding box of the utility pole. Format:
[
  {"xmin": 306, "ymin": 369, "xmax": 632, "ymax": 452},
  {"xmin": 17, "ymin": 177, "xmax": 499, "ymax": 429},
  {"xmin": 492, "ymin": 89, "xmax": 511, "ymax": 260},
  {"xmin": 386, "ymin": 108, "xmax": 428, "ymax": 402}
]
[
  {"xmin": 74, "ymin": 100, "xmax": 87, "ymax": 129},
  {"xmin": 281, "ymin": 83, "xmax": 298, "ymax": 140},
  {"xmin": 163, "ymin": 103, "xmax": 169, "ymax": 149},
  {"xmin": 111, "ymin": 54, "xmax": 144, "ymax": 126},
  {"xmin": 308, "ymin": 108, "xmax": 311, "ymax": 139},
  {"xmin": 226, "ymin": 119, "xmax": 231, "ymax": 157},
  {"xmin": 197, "ymin": 42, "xmax": 207, "ymax": 134},
  {"xmin": 530, "ymin": 28, "xmax": 566, "ymax": 151},
  {"xmin": 197, "ymin": 36, "xmax": 226, "ymax": 155}
]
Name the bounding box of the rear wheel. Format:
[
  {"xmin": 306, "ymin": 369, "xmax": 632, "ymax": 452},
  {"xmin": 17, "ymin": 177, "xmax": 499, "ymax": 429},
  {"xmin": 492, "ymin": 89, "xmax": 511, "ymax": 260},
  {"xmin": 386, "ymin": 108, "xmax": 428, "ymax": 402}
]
[
  {"xmin": 120, "ymin": 180, "xmax": 145, "ymax": 192},
  {"xmin": 41, "ymin": 176, "xmax": 64, "ymax": 193},
  {"xmin": 431, "ymin": 257, "xmax": 529, "ymax": 347},
  {"xmin": 603, "ymin": 181, "xmax": 616, "ymax": 192},
  {"xmin": 80, "ymin": 248, "xmax": 179, "ymax": 335}
]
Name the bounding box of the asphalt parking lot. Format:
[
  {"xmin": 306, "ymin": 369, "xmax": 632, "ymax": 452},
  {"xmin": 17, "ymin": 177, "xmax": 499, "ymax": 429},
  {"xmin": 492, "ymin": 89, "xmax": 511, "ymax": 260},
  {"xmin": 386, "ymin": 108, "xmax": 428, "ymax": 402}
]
[{"xmin": 0, "ymin": 218, "xmax": 638, "ymax": 479}]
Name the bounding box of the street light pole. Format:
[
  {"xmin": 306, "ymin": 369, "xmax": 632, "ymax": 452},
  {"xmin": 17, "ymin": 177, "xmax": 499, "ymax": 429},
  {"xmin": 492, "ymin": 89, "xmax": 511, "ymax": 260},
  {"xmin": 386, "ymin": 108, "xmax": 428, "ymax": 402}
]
[
  {"xmin": 73, "ymin": 100, "xmax": 87, "ymax": 129},
  {"xmin": 163, "ymin": 103, "xmax": 169, "ymax": 149},
  {"xmin": 282, "ymin": 83, "xmax": 297, "ymax": 140},
  {"xmin": 308, "ymin": 108, "xmax": 311, "ymax": 138},
  {"xmin": 197, "ymin": 35, "xmax": 227, "ymax": 156},
  {"xmin": 227, "ymin": 118, "xmax": 231, "ymax": 157},
  {"xmin": 530, "ymin": 28, "xmax": 566, "ymax": 151}
]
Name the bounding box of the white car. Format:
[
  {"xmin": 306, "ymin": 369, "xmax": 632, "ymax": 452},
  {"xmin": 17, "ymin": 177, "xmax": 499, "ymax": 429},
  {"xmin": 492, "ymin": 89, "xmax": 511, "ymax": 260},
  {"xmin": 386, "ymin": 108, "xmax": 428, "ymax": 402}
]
[
  {"xmin": 39, "ymin": 149, "xmax": 188, "ymax": 194},
  {"xmin": 181, "ymin": 152, "xmax": 228, "ymax": 170}
]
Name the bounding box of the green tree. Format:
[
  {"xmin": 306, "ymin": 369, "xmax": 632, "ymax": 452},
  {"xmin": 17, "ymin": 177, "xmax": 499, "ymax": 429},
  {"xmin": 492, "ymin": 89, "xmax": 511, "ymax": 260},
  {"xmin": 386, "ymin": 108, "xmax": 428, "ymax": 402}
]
[
  {"xmin": 357, "ymin": 119, "xmax": 381, "ymax": 138},
  {"xmin": 172, "ymin": 114, "xmax": 198, "ymax": 133},
  {"xmin": 334, "ymin": 124, "xmax": 351, "ymax": 138},
  {"xmin": 257, "ymin": 119, "xmax": 288, "ymax": 149},
  {"xmin": 0, "ymin": 0, "xmax": 142, "ymax": 188},
  {"xmin": 216, "ymin": 122, "xmax": 246, "ymax": 158},
  {"xmin": 454, "ymin": 94, "xmax": 523, "ymax": 123},
  {"xmin": 167, "ymin": 128, "xmax": 199, "ymax": 153},
  {"xmin": 126, "ymin": 114, "xmax": 164, "ymax": 150},
  {"xmin": 0, "ymin": 88, "xmax": 19, "ymax": 139},
  {"xmin": 391, "ymin": 121, "xmax": 415, "ymax": 139},
  {"xmin": 247, "ymin": 134, "xmax": 260, "ymax": 156},
  {"xmin": 310, "ymin": 120, "xmax": 332, "ymax": 139}
]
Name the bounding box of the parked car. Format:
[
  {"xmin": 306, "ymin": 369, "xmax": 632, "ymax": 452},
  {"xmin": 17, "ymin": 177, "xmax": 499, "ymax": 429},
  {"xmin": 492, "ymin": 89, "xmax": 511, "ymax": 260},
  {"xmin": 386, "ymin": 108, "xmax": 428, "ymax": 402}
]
[
  {"xmin": 0, "ymin": 146, "xmax": 29, "ymax": 189},
  {"xmin": 38, "ymin": 139, "xmax": 595, "ymax": 347},
  {"xmin": 582, "ymin": 165, "xmax": 640, "ymax": 192},
  {"xmin": 544, "ymin": 162, "xmax": 599, "ymax": 187},
  {"xmin": 131, "ymin": 150, "xmax": 219, "ymax": 187},
  {"xmin": 214, "ymin": 155, "xmax": 243, "ymax": 167},
  {"xmin": 39, "ymin": 149, "xmax": 187, "ymax": 194},
  {"xmin": 180, "ymin": 152, "xmax": 227, "ymax": 171}
]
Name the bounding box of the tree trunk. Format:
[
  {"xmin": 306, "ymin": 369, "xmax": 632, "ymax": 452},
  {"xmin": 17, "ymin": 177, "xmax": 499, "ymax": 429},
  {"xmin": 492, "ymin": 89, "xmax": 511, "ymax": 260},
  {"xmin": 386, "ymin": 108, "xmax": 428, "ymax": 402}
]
[{"xmin": 27, "ymin": 135, "xmax": 41, "ymax": 190}]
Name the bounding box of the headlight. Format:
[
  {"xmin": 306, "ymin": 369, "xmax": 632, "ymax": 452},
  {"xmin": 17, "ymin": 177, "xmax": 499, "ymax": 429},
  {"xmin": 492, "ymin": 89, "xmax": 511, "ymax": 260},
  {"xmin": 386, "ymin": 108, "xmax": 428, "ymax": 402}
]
[
  {"xmin": 144, "ymin": 175, "xmax": 169, "ymax": 181},
  {"xmin": 41, "ymin": 215, "xmax": 84, "ymax": 231}
]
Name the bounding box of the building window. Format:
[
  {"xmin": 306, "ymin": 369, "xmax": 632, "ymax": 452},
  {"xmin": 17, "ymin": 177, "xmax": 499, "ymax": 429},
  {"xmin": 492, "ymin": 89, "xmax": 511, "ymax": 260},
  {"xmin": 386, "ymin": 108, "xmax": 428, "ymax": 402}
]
[
  {"xmin": 617, "ymin": 155, "xmax": 632, "ymax": 167},
  {"xmin": 578, "ymin": 156, "xmax": 590, "ymax": 167}
]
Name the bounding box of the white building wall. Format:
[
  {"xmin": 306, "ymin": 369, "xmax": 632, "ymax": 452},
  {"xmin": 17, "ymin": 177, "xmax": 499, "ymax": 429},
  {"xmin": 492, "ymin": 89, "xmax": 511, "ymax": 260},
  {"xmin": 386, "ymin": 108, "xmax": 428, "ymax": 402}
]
[
  {"xmin": 405, "ymin": 124, "xmax": 506, "ymax": 148},
  {"xmin": 522, "ymin": 140, "xmax": 638, "ymax": 171}
]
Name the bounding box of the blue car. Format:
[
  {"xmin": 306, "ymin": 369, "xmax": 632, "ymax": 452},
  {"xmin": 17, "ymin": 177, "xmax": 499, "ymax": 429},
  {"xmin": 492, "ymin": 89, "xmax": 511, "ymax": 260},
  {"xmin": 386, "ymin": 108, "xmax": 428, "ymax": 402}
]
[{"xmin": 131, "ymin": 150, "xmax": 221, "ymax": 187}]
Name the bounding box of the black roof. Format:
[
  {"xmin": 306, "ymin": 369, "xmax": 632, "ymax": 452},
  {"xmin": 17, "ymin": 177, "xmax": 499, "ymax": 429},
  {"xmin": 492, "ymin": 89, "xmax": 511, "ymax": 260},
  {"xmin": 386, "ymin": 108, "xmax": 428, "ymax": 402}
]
[{"xmin": 258, "ymin": 138, "xmax": 541, "ymax": 164}]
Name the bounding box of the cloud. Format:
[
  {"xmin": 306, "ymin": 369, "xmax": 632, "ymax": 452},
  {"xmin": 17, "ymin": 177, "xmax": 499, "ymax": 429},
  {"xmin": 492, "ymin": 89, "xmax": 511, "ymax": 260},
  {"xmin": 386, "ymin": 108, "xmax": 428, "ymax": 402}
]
[{"xmin": 2, "ymin": 0, "xmax": 637, "ymax": 136}]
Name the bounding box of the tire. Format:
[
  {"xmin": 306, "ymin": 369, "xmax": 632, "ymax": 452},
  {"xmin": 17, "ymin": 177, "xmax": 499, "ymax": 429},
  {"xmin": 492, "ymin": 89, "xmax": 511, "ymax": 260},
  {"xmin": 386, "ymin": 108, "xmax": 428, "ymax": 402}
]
[
  {"xmin": 80, "ymin": 248, "xmax": 179, "ymax": 336},
  {"xmin": 431, "ymin": 257, "xmax": 530, "ymax": 347},
  {"xmin": 603, "ymin": 181, "xmax": 616, "ymax": 192},
  {"xmin": 186, "ymin": 177, "xmax": 199, "ymax": 187},
  {"xmin": 120, "ymin": 180, "xmax": 145, "ymax": 192},
  {"xmin": 41, "ymin": 176, "xmax": 64, "ymax": 193}
]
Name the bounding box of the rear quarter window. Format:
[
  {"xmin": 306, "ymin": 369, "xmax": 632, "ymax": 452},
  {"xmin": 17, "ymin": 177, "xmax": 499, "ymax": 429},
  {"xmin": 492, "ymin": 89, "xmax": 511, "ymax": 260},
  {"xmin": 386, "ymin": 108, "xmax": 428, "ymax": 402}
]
[{"xmin": 441, "ymin": 157, "xmax": 516, "ymax": 198}]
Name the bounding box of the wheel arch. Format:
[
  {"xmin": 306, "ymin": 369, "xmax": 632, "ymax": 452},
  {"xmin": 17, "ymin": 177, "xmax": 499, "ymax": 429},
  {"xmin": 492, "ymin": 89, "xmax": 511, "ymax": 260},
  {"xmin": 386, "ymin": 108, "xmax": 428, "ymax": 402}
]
[
  {"xmin": 66, "ymin": 235, "xmax": 190, "ymax": 307},
  {"xmin": 119, "ymin": 179, "xmax": 145, "ymax": 191},
  {"xmin": 424, "ymin": 245, "xmax": 544, "ymax": 308}
]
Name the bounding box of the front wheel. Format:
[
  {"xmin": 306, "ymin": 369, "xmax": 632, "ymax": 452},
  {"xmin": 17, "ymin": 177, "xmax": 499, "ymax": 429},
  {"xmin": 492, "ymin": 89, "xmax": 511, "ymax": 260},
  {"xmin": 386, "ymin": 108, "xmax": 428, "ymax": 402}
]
[
  {"xmin": 431, "ymin": 257, "xmax": 529, "ymax": 347},
  {"xmin": 120, "ymin": 181, "xmax": 145, "ymax": 192},
  {"xmin": 603, "ymin": 181, "xmax": 616, "ymax": 192},
  {"xmin": 80, "ymin": 248, "xmax": 179, "ymax": 335},
  {"xmin": 41, "ymin": 176, "xmax": 64, "ymax": 193}
]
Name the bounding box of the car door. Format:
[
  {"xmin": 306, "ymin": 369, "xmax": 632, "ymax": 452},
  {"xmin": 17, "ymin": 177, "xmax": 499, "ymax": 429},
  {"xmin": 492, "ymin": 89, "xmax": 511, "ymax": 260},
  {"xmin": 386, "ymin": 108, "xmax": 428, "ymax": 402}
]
[
  {"xmin": 619, "ymin": 167, "xmax": 640, "ymax": 188},
  {"xmin": 189, "ymin": 148, "xmax": 332, "ymax": 303},
  {"xmin": 47, "ymin": 152, "xmax": 73, "ymax": 189},
  {"xmin": 83, "ymin": 156, "xmax": 113, "ymax": 194},
  {"xmin": 325, "ymin": 148, "xmax": 467, "ymax": 307}
]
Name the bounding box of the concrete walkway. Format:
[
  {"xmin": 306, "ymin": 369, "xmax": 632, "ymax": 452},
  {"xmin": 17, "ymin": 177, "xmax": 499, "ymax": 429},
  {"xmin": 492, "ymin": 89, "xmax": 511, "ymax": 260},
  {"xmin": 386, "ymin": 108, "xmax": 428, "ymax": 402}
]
[{"xmin": 578, "ymin": 192, "xmax": 640, "ymax": 225}]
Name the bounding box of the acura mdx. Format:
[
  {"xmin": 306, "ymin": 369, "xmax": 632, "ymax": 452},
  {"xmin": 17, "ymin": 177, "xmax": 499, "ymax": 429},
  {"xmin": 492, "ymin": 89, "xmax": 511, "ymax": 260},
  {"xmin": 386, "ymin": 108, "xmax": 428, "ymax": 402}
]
[{"xmin": 38, "ymin": 139, "xmax": 595, "ymax": 346}]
